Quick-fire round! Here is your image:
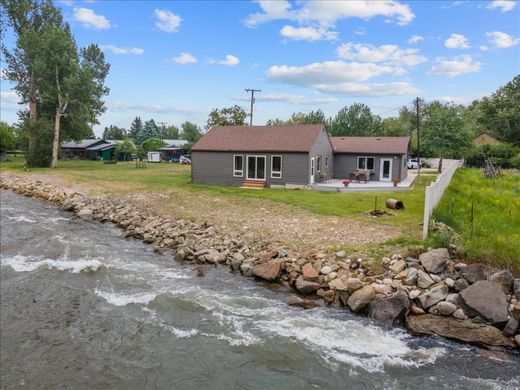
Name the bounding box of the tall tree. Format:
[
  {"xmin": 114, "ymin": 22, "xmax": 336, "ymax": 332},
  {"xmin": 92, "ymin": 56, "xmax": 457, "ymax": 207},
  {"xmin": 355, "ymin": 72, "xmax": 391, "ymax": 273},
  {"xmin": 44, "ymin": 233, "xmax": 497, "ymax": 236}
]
[
  {"xmin": 141, "ymin": 119, "xmax": 159, "ymax": 143},
  {"xmin": 421, "ymin": 101, "xmax": 472, "ymax": 172},
  {"xmin": 102, "ymin": 125, "xmax": 126, "ymax": 140},
  {"xmin": 162, "ymin": 125, "xmax": 180, "ymax": 139},
  {"xmin": 329, "ymin": 103, "xmax": 383, "ymax": 136},
  {"xmin": 205, "ymin": 105, "xmax": 247, "ymax": 129},
  {"xmin": 180, "ymin": 121, "xmax": 202, "ymax": 143},
  {"xmin": 1, "ymin": 0, "xmax": 63, "ymax": 167},
  {"xmin": 129, "ymin": 116, "xmax": 143, "ymax": 142},
  {"xmin": 478, "ymin": 75, "xmax": 520, "ymax": 146}
]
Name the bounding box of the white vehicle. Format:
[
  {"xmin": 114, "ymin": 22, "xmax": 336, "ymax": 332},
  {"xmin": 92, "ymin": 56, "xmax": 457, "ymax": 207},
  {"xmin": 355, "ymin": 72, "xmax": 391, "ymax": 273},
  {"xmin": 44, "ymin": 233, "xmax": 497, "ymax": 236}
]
[
  {"xmin": 180, "ymin": 155, "xmax": 191, "ymax": 165},
  {"xmin": 407, "ymin": 158, "xmax": 419, "ymax": 169}
]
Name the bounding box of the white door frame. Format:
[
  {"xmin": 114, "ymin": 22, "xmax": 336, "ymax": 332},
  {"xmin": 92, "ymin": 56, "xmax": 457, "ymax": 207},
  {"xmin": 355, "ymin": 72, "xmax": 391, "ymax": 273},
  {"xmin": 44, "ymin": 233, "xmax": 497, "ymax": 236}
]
[
  {"xmin": 310, "ymin": 157, "xmax": 315, "ymax": 184},
  {"xmin": 380, "ymin": 158, "xmax": 393, "ymax": 181},
  {"xmin": 246, "ymin": 155, "xmax": 267, "ymax": 181}
]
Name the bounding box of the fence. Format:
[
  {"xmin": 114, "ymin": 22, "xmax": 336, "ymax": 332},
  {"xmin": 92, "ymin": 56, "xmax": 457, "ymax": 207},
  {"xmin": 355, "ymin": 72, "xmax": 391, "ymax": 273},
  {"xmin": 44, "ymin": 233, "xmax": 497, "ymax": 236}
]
[{"xmin": 422, "ymin": 159, "xmax": 463, "ymax": 239}]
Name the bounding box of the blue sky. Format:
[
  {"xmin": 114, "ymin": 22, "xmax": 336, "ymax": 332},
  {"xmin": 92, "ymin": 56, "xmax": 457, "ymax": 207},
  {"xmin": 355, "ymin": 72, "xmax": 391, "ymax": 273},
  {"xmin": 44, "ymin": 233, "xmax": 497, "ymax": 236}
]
[{"xmin": 1, "ymin": 0, "xmax": 519, "ymax": 136}]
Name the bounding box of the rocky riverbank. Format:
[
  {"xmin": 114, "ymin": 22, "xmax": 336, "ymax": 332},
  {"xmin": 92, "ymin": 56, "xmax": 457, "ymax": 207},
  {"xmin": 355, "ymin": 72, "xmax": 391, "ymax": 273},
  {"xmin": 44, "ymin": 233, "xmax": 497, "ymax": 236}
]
[{"xmin": 1, "ymin": 172, "xmax": 519, "ymax": 350}]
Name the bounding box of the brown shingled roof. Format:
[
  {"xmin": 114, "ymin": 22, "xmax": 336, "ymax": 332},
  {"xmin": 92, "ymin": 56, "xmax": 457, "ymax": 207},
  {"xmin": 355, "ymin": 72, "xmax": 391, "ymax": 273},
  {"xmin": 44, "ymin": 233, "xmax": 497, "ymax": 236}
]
[
  {"xmin": 331, "ymin": 136, "xmax": 410, "ymax": 154},
  {"xmin": 192, "ymin": 124, "xmax": 326, "ymax": 152}
]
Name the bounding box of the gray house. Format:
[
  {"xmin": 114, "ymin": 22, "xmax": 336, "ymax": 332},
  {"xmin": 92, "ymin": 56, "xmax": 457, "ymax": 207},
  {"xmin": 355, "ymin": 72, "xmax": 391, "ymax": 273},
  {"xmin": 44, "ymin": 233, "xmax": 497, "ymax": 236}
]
[
  {"xmin": 332, "ymin": 136, "xmax": 411, "ymax": 182},
  {"xmin": 191, "ymin": 125, "xmax": 334, "ymax": 187}
]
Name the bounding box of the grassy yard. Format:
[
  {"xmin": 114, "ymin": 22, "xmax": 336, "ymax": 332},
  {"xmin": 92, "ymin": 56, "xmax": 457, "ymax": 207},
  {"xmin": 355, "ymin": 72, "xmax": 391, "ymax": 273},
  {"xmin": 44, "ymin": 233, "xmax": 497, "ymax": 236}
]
[
  {"xmin": 433, "ymin": 168, "xmax": 520, "ymax": 271},
  {"xmin": 1, "ymin": 155, "xmax": 434, "ymax": 238}
]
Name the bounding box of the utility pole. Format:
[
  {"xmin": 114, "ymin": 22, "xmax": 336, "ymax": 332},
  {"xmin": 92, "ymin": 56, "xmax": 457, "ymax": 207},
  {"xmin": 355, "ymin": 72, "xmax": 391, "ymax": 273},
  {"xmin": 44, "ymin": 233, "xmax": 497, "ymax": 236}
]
[
  {"xmin": 415, "ymin": 97, "xmax": 421, "ymax": 177},
  {"xmin": 245, "ymin": 88, "xmax": 261, "ymax": 126},
  {"xmin": 157, "ymin": 121, "xmax": 167, "ymax": 145}
]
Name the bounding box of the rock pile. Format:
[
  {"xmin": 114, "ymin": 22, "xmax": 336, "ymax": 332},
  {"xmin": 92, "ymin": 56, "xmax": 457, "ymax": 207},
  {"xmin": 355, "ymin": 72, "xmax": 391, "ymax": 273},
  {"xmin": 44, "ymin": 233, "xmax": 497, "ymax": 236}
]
[{"xmin": 1, "ymin": 173, "xmax": 518, "ymax": 349}]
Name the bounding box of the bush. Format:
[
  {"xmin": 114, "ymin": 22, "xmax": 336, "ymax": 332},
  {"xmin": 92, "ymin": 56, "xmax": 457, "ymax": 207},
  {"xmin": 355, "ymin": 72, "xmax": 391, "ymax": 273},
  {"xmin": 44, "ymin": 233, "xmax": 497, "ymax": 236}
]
[{"xmin": 465, "ymin": 143, "xmax": 520, "ymax": 168}]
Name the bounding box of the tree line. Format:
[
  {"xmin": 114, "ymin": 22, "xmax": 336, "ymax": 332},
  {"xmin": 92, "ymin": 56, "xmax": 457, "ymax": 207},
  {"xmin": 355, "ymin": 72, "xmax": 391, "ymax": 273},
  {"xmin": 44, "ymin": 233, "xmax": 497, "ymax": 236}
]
[{"xmin": 1, "ymin": 0, "xmax": 110, "ymax": 168}]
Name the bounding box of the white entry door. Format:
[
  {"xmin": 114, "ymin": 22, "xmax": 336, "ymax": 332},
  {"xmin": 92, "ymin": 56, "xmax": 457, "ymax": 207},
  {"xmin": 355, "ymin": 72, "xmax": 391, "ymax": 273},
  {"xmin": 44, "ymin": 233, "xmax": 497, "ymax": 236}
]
[
  {"xmin": 310, "ymin": 157, "xmax": 315, "ymax": 184},
  {"xmin": 380, "ymin": 158, "xmax": 393, "ymax": 181}
]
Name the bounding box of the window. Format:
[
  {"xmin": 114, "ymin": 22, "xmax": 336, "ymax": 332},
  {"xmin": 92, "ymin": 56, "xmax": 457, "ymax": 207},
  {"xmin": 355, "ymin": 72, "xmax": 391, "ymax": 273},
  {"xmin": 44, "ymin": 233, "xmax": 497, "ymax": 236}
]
[
  {"xmin": 357, "ymin": 157, "xmax": 375, "ymax": 170},
  {"xmin": 325, "ymin": 155, "xmax": 329, "ymax": 168},
  {"xmin": 233, "ymin": 155, "xmax": 243, "ymax": 177},
  {"xmin": 271, "ymin": 155, "xmax": 282, "ymax": 178},
  {"xmin": 246, "ymin": 155, "xmax": 266, "ymax": 180},
  {"xmin": 316, "ymin": 156, "xmax": 321, "ymax": 171}
]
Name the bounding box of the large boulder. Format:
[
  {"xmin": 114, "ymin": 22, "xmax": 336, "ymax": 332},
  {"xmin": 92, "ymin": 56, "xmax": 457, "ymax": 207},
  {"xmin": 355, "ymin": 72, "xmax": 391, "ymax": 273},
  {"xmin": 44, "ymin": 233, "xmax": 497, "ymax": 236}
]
[
  {"xmin": 461, "ymin": 263, "xmax": 486, "ymax": 284},
  {"xmin": 488, "ymin": 270, "xmax": 514, "ymax": 293},
  {"xmin": 459, "ymin": 281, "xmax": 509, "ymax": 326},
  {"xmin": 252, "ymin": 260, "xmax": 280, "ymax": 281},
  {"xmin": 419, "ymin": 248, "xmax": 449, "ymax": 273},
  {"xmin": 347, "ymin": 285, "xmax": 375, "ymax": 312},
  {"xmin": 368, "ymin": 290, "xmax": 410, "ymax": 326},
  {"xmin": 302, "ymin": 262, "xmax": 319, "ymax": 282},
  {"xmin": 417, "ymin": 284, "xmax": 449, "ymax": 309},
  {"xmin": 295, "ymin": 276, "xmax": 321, "ymax": 295},
  {"xmin": 417, "ymin": 270, "xmax": 435, "ymax": 289},
  {"xmin": 437, "ymin": 301, "xmax": 457, "ymax": 316},
  {"xmin": 405, "ymin": 314, "xmax": 515, "ymax": 348}
]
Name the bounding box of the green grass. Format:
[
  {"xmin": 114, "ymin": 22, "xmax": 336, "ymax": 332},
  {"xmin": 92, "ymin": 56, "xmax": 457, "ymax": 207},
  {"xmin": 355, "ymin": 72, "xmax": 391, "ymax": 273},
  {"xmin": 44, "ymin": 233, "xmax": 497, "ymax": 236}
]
[
  {"xmin": 433, "ymin": 168, "xmax": 520, "ymax": 271},
  {"xmin": 1, "ymin": 155, "xmax": 434, "ymax": 238}
]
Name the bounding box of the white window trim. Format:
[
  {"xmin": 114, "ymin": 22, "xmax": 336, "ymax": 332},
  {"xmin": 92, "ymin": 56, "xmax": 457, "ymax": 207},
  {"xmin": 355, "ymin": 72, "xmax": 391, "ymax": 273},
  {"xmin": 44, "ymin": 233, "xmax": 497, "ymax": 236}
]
[
  {"xmin": 357, "ymin": 156, "xmax": 375, "ymax": 171},
  {"xmin": 233, "ymin": 155, "xmax": 244, "ymax": 177},
  {"xmin": 246, "ymin": 155, "xmax": 267, "ymax": 181},
  {"xmin": 271, "ymin": 155, "xmax": 282, "ymax": 179}
]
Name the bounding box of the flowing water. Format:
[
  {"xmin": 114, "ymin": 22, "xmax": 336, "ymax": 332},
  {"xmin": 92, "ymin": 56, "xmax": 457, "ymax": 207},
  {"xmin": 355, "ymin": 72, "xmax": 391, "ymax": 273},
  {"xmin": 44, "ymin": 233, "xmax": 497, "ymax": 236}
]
[{"xmin": 1, "ymin": 189, "xmax": 519, "ymax": 389}]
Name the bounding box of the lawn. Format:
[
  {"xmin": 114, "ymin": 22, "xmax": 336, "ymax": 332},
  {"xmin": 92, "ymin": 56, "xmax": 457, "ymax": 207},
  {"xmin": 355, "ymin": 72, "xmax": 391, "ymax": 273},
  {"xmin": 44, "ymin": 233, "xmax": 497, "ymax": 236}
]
[
  {"xmin": 433, "ymin": 168, "xmax": 520, "ymax": 271},
  {"xmin": 1, "ymin": 155, "xmax": 434, "ymax": 239}
]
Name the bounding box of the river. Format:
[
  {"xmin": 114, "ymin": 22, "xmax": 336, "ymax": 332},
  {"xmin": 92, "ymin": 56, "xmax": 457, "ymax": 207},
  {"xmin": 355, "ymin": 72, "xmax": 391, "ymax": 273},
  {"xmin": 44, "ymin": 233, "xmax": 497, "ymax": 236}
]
[{"xmin": 1, "ymin": 189, "xmax": 519, "ymax": 389}]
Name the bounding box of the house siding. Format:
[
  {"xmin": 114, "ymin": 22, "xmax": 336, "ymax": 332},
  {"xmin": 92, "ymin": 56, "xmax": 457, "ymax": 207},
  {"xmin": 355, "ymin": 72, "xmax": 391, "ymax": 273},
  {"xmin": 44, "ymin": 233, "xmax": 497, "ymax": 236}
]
[
  {"xmin": 191, "ymin": 151, "xmax": 309, "ymax": 186},
  {"xmin": 308, "ymin": 128, "xmax": 334, "ymax": 182},
  {"xmin": 333, "ymin": 153, "xmax": 407, "ymax": 181}
]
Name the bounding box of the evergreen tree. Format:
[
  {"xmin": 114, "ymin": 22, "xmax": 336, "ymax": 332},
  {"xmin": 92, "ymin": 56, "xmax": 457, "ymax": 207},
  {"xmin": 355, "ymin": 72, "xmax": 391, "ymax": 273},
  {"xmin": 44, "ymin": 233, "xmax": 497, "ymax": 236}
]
[{"xmin": 129, "ymin": 116, "xmax": 143, "ymax": 142}]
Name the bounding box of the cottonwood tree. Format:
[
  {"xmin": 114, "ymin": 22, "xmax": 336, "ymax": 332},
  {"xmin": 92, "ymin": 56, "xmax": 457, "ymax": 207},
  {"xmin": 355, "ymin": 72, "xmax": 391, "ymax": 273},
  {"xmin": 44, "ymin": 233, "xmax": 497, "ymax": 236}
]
[
  {"xmin": 163, "ymin": 125, "xmax": 180, "ymax": 139},
  {"xmin": 205, "ymin": 105, "xmax": 247, "ymax": 129},
  {"xmin": 421, "ymin": 101, "xmax": 472, "ymax": 172},
  {"xmin": 180, "ymin": 121, "xmax": 202, "ymax": 143},
  {"xmin": 1, "ymin": 0, "xmax": 63, "ymax": 167},
  {"xmin": 329, "ymin": 103, "xmax": 383, "ymax": 136}
]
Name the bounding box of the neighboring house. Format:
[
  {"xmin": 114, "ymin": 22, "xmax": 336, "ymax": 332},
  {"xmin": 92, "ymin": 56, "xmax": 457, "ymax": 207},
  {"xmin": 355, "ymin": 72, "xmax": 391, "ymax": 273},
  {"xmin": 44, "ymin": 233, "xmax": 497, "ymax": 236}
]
[
  {"xmin": 61, "ymin": 139, "xmax": 108, "ymax": 160},
  {"xmin": 159, "ymin": 139, "xmax": 189, "ymax": 161},
  {"xmin": 332, "ymin": 136, "xmax": 411, "ymax": 182},
  {"xmin": 60, "ymin": 139, "xmax": 123, "ymax": 160},
  {"xmin": 191, "ymin": 125, "xmax": 333, "ymax": 187},
  {"xmin": 473, "ymin": 132, "xmax": 502, "ymax": 146}
]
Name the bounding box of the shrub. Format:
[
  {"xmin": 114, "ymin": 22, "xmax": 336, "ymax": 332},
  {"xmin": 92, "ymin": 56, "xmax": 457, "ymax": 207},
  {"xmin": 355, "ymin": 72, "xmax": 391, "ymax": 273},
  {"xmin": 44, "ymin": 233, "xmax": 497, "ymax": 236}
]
[{"xmin": 465, "ymin": 143, "xmax": 520, "ymax": 168}]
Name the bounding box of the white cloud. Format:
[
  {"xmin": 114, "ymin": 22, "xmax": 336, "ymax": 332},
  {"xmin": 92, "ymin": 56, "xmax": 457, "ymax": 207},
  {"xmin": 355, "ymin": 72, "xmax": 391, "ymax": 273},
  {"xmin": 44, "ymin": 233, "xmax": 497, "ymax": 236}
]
[
  {"xmin": 280, "ymin": 25, "xmax": 338, "ymax": 41},
  {"xmin": 73, "ymin": 7, "xmax": 110, "ymax": 30},
  {"xmin": 488, "ymin": 0, "xmax": 516, "ymax": 12},
  {"xmin": 427, "ymin": 55, "xmax": 482, "ymax": 77},
  {"xmin": 485, "ymin": 31, "xmax": 520, "ymax": 48},
  {"xmin": 101, "ymin": 45, "xmax": 144, "ymax": 55},
  {"xmin": 0, "ymin": 90, "xmax": 20, "ymax": 103},
  {"xmin": 209, "ymin": 54, "xmax": 240, "ymax": 66},
  {"xmin": 170, "ymin": 52, "xmax": 197, "ymax": 64},
  {"xmin": 353, "ymin": 27, "xmax": 366, "ymax": 36},
  {"xmin": 337, "ymin": 43, "xmax": 427, "ymax": 66},
  {"xmin": 265, "ymin": 60, "xmax": 418, "ymax": 96},
  {"xmin": 445, "ymin": 33, "xmax": 470, "ymax": 48},
  {"xmin": 231, "ymin": 92, "xmax": 337, "ymax": 105},
  {"xmin": 154, "ymin": 9, "xmax": 181, "ymax": 32},
  {"xmin": 480, "ymin": 45, "xmax": 489, "ymax": 51},
  {"xmin": 245, "ymin": 0, "xmax": 415, "ymax": 27},
  {"xmin": 108, "ymin": 101, "xmax": 201, "ymax": 114},
  {"xmin": 408, "ymin": 34, "xmax": 424, "ymax": 44}
]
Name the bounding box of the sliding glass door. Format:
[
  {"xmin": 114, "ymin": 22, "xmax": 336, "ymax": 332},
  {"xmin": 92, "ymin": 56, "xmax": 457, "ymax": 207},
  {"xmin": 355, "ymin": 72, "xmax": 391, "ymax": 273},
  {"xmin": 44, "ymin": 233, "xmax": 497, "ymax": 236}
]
[{"xmin": 247, "ymin": 156, "xmax": 266, "ymax": 180}]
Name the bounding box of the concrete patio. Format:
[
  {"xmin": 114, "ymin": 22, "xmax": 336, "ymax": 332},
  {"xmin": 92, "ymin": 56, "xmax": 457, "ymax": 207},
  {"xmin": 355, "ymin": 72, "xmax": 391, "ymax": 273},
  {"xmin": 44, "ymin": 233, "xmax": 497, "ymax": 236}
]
[{"xmin": 311, "ymin": 172, "xmax": 417, "ymax": 192}]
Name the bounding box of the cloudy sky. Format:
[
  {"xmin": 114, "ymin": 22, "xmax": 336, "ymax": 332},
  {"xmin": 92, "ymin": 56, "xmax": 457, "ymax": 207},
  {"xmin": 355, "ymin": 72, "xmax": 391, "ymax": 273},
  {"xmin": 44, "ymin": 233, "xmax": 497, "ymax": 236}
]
[{"xmin": 1, "ymin": 0, "xmax": 519, "ymax": 136}]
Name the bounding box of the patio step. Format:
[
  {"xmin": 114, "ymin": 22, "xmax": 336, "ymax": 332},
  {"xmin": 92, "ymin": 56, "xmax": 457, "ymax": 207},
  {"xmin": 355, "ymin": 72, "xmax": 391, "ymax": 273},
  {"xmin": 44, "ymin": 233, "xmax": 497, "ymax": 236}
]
[{"xmin": 242, "ymin": 180, "xmax": 267, "ymax": 189}]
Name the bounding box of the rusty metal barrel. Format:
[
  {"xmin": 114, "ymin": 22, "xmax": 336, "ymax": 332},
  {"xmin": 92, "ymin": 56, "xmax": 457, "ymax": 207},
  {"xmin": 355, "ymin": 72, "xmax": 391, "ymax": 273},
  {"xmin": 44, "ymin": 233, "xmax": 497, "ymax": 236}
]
[{"xmin": 386, "ymin": 198, "xmax": 405, "ymax": 210}]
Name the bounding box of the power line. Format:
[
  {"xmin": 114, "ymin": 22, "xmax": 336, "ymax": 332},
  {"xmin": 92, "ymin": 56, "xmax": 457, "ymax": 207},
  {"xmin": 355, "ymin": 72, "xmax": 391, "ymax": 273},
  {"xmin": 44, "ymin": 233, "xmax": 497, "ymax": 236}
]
[
  {"xmin": 157, "ymin": 121, "xmax": 167, "ymax": 144},
  {"xmin": 245, "ymin": 88, "xmax": 261, "ymax": 126}
]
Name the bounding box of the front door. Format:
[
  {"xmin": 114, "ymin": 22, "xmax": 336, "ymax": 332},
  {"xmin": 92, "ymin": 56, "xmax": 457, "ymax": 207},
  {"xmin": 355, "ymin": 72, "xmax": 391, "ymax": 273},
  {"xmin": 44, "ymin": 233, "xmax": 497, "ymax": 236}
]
[
  {"xmin": 247, "ymin": 155, "xmax": 266, "ymax": 181},
  {"xmin": 310, "ymin": 157, "xmax": 315, "ymax": 184},
  {"xmin": 380, "ymin": 158, "xmax": 392, "ymax": 181}
]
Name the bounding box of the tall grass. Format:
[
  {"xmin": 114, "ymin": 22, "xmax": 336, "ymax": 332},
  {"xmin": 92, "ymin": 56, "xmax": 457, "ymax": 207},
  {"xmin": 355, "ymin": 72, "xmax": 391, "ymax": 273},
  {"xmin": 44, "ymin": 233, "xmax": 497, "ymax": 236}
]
[{"xmin": 433, "ymin": 168, "xmax": 520, "ymax": 271}]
